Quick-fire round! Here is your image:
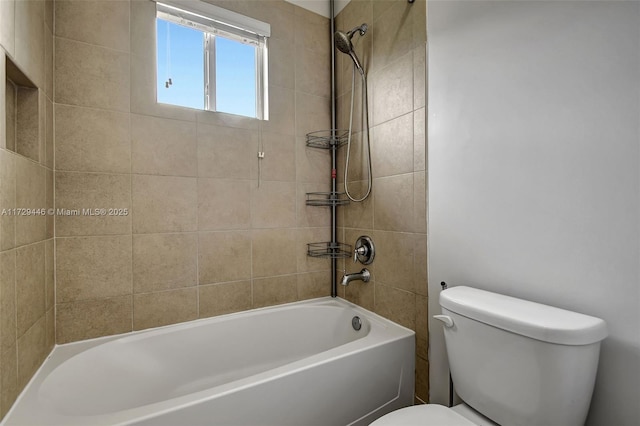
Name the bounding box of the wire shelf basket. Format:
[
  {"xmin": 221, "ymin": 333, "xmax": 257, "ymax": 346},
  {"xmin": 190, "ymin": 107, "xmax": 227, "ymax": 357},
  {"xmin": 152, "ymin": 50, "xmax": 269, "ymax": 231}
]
[
  {"xmin": 305, "ymin": 192, "xmax": 350, "ymax": 207},
  {"xmin": 306, "ymin": 130, "xmax": 350, "ymax": 149},
  {"xmin": 307, "ymin": 242, "xmax": 352, "ymax": 259}
]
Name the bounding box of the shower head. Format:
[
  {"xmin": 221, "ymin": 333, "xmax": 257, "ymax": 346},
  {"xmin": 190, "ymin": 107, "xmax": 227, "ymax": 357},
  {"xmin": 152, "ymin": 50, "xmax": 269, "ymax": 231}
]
[{"xmin": 335, "ymin": 23, "xmax": 368, "ymax": 75}]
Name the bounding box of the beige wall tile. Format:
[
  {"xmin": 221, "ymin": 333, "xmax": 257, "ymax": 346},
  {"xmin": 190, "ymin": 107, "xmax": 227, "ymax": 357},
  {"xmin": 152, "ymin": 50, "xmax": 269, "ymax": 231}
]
[
  {"xmin": 372, "ymin": 0, "xmax": 395, "ymax": 20},
  {"xmin": 295, "ymin": 92, "xmax": 331, "ymax": 137},
  {"xmin": 414, "ymin": 234, "xmax": 428, "ymax": 296},
  {"xmin": 268, "ymin": 38, "xmax": 295, "ymax": 90},
  {"xmin": 197, "ymin": 178, "xmax": 251, "ymax": 231},
  {"xmin": 44, "ymin": 96, "xmax": 53, "ymax": 169},
  {"xmin": 412, "ymin": 0, "xmax": 427, "ymax": 49},
  {"xmin": 297, "ymin": 271, "xmax": 331, "ymax": 300},
  {"xmin": 371, "ymin": 51, "xmax": 413, "ymax": 126},
  {"xmin": 132, "ymin": 175, "xmax": 197, "ymax": 233},
  {"xmin": 242, "ymin": 3, "xmax": 294, "ymax": 42},
  {"xmin": 341, "ymin": 130, "xmax": 369, "ymax": 182},
  {"xmin": 16, "ymin": 316, "xmax": 45, "ymax": 391},
  {"xmin": 262, "ymin": 86, "xmax": 295, "ymax": 136},
  {"xmin": 45, "ymin": 307, "xmax": 54, "ymax": 353},
  {"xmin": 133, "ymin": 233, "xmax": 197, "ymax": 293},
  {"xmin": 131, "ymin": 115, "xmax": 197, "ymax": 176},
  {"xmin": 14, "ymin": 0, "xmax": 44, "ymax": 88},
  {"xmin": 0, "ymin": 150, "xmax": 16, "ymax": 250},
  {"xmin": 252, "ymin": 229, "xmax": 297, "ymax": 278},
  {"xmin": 0, "ymin": 0, "xmax": 15, "ymax": 57},
  {"xmin": 343, "ymin": 181, "xmax": 374, "ymax": 229},
  {"xmin": 1, "ymin": 344, "xmax": 18, "ymax": 417},
  {"xmin": 199, "ymin": 281, "xmax": 252, "ymax": 318},
  {"xmin": 5, "ymin": 79, "xmax": 16, "ymax": 152},
  {"xmin": 373, "ymin": 173, "xmax": 414, "ymax": 232},
  {"xmin": 251, "ymin": 180, "xmax": 296, "ymax": 229},
  {"xmin": 1, "ymin": 52, "xmax": 6, "ymax": 149},
  {"xmin": 55, "ymin": 0, "xmax": 130, "ymax": 51},
  {"xmin": 371, "ymin": 112, "xmax": 414, "ymax": 178},
  {"xmin": 133, "ymin": 288, "xmax": 197, "ymax": 330},
  {"xmin": 373, "ymin": 231, "xmax": 415, "ymax": 292},
  {"xmin": 130, "ymin": 0, "xmax": 155, "ymax": 58},
  {"xmin": 56, "ymin": 296, "xmax": 132, "ymax": 344},
  {"xmin": 55, "ymin": 104, "xmax": 131, "ymax": 173},
  {"xmin": 413, "ymin": 44, "xmax": 426, "ymax": 110},
  {"xmin": 253, "ymin": 275, "xmax": 297, "ymax": 308},
  {"xmin": 45, "ymin": 169, "xmax": 53, "ymax": 239},
  {"xmin": 295, "ymin": 46, "xmax": 331, "ymax": 98},
  {"xmin": 56, "ymin": 236, "xmax": 132, "ymax": 303},
  {"xmin": 15, "ymin": 157, "xmax": 46, "ymax": 246},
  {"xmin": 414, "ymin": 107, "xmax": 426, "ymax": 172},
  {"xmin": 195, "ymin": 109, "xmax": 260, "ymax": 131},
  {"xmin": 197, "ymin": 123, "xmax": 259, "ymax": 180},
  {"xmin": 344, "ymin": 279, "xmax": 374, "ymax": 311},
  {"xmin": 0, "ymin": 250, "xmax": 16, "ymax": 354},
  {"xmin": 15, "ymin": 87, "xmax": 40, "ymax": 162},
  {"xmin": 416, "ymin": 294, "xmax": 428, "ymax": 359},
  {"xmin": 371, "ymin": 0, "xmax": 414, "ymax": 71},
  {"xmin": 414, "ymin": 171, "xmax": 426, "ymax": 233},
  {"xmin": 294, "ymin": 7, "xmax": 329, "ymax": 55},
  {"xmin": 55, "ymin": 172, "xmax": 132, "ymax": 236},
  {"xmin": 257, "ymin": 132, "xmax": 295, "ymax": 182},
  {"xmin": 44, "ymin": 24, "xmax": 53, "ymax": 100},
  {"xmin": 375, "ymin": 283, "xmax": 415, "ymax": 330},
  {"xmin": 15, "ymin": 242, "xmax": 45, "ymax": 337},
  {"xmin": 44, "ymin": 238, "xmax": 53, "ymax": 310},
  {"xmin": 416, "ymin": 355, "xmax": 429, "ymax": 402},
  {"xmin": 296, "ymin": 140, "xmax": 331, "ymax": 184},
  {"xmin": 38, "ymin": 86, "xmax": 46, "ymax": 165},
  {"xmin": 198, "ymin": 231, "xmax": 251, "ymax": 285},
  {"xmin": 44, "ymin": 0, "xmax": 53, "ymax": 37},
  {"xmin": 55, "ymin": 37, "xmax": 130, "ymax": 112}
]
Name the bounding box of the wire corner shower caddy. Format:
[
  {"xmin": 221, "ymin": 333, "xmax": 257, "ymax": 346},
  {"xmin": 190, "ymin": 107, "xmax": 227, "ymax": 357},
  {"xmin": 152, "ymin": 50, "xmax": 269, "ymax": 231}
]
[
  {"xmin": 304, "ymin": 129, "xmax": 352, "ymax": 265},
  {"xmin": 304, "ymin": 0, "xmax": 376, "ymax": 297}
]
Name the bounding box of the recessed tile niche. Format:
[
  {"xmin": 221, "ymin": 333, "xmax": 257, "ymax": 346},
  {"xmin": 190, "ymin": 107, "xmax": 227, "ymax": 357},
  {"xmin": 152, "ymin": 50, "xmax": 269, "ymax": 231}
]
[{"xmin": 5, "ymin": 56, "xmax": 41, "ymax": 162}]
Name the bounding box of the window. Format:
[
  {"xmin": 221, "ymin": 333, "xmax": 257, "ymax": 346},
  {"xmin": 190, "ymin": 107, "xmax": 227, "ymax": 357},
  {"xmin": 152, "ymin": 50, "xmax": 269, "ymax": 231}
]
[{"xmin": 155, "ymin": 0, "xmax": 270, "ymax": 119}]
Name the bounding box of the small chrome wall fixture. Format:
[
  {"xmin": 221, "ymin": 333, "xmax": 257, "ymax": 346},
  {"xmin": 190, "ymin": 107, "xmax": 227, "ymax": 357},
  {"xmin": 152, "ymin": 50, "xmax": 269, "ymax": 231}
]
[
  {"xmin": 408, "ymin": 0, "xmax": 415, "ymax": 3},
  {"xmin": 353, "ymin": 236, "xmax": 375, "ymax": 265}
]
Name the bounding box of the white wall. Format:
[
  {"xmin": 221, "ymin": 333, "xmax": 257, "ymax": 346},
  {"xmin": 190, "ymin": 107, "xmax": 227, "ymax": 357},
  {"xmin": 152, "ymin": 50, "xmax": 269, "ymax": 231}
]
[{"xmin": 427, "ymin": 1, "xmax": 639, "ymax": 424}]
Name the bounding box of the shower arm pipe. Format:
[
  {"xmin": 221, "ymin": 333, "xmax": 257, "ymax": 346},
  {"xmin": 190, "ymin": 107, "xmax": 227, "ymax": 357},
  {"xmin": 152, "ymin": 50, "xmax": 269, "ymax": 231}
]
[{"xmin": 330, "ymin": 0, "xmax": 338, "ymax": 298}]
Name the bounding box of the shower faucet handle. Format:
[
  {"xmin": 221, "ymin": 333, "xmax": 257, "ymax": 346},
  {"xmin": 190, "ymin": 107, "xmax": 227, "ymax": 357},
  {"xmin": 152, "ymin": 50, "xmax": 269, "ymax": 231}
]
[{"xmin": 353, "ymin": 236, "xmax": 375, "ymax": 265}]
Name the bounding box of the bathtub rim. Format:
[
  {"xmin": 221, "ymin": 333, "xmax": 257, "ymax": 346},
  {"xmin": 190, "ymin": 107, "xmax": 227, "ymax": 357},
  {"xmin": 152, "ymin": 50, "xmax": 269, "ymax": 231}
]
[{"xmin": 3, "ymin": 296, "xmax": 415, "ymax": 426}]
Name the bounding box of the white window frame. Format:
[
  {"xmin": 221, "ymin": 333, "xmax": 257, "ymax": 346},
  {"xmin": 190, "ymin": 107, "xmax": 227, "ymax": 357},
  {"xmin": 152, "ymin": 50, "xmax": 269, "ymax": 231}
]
[{"xmin": 155, "ymin": 0, "xmax": 270, "ymax": 119}]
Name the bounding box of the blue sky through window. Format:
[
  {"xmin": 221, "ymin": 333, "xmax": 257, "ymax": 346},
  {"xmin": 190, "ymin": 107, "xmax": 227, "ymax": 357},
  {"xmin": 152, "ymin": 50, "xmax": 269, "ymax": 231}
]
[
  {"xmin": 156, "ymin": 19, "xmax": 258, "ymax": 118},
  {"xmin": 156, "ymin": 19, "xmax": 204, "ymax": 110},
  {"xmin": 215, "ymin": 36, "xmax": 257, "ymax": 117}
]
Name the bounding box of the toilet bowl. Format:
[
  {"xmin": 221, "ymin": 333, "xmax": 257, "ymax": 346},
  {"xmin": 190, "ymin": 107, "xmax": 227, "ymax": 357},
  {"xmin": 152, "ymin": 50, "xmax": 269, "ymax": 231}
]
[{"xmin": 370, "ymin": 403, "xmax": 497, "ymax": 426}]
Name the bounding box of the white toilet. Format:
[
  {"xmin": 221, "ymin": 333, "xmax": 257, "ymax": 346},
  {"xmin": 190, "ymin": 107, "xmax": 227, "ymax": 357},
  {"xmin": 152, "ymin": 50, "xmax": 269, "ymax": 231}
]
[{"xmin": 371, "ymin": 286, "xmax": 608, "ymax": 426}]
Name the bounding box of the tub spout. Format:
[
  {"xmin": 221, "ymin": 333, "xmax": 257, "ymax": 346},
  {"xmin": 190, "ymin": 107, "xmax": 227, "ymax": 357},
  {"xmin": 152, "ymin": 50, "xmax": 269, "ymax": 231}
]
[{"xmin": 340, "ymin": 268, "xmax": 370, "ymax": 286}]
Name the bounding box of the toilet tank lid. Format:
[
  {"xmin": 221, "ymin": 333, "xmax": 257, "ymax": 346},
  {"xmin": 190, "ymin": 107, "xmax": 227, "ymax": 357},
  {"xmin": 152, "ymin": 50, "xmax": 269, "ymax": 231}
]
[{"xmin": 440, "ymin": 286, "xmax": 608, "ymax": 345}]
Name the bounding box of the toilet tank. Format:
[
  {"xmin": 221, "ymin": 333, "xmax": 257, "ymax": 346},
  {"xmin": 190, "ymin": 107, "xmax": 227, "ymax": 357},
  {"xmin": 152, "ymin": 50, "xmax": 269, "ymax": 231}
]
[{"xmin": 439, "ymin": 286, "xmax": 607, "ymax": 426}]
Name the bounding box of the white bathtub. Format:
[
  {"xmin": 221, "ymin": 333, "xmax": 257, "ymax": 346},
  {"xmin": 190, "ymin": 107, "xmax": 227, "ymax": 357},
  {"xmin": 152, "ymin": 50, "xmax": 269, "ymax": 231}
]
[{"xmin": 3, "ymin": 297, "xmax": 415, "ymax": 426}]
